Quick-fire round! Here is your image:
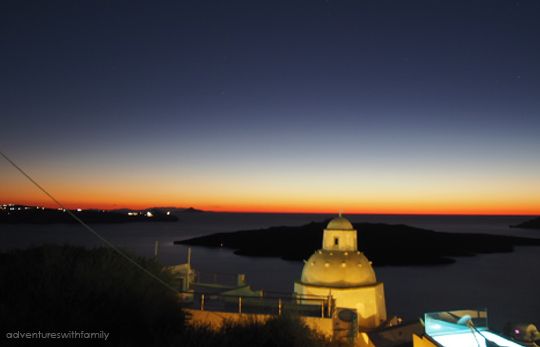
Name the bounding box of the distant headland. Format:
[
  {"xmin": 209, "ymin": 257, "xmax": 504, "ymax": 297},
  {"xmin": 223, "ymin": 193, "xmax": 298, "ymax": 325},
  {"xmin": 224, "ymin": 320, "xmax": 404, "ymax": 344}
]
[
  {"xmin": 510, "ymin": 216, "xmax": 540, "ymax": 230},
  {"xmin": 175, "ymin": 220, "xmax": 540, "ymax": 266},
  {"xmin": 0, "ymin": 204, "xmax": 181, "ymax": 224}
]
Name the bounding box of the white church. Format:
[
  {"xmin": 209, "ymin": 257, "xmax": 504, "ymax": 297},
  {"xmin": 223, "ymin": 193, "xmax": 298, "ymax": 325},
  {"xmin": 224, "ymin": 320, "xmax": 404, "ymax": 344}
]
[{"xmin": 294, "ymin": 214, "xmax": 387, "ymax": 329}]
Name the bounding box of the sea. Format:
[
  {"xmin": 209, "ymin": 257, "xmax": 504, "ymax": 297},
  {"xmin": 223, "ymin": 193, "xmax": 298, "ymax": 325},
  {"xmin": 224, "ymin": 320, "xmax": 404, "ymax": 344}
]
[{"xmin": 1, "ymin": 213, "xmax": 539, "ymax": 330}]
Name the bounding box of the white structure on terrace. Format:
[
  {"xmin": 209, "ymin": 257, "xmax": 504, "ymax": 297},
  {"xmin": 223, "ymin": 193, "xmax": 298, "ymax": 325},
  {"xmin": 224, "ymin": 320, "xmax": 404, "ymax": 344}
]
[{"xmin": 294, "ymin": 214, "xmax": 387, "ymax": 329}]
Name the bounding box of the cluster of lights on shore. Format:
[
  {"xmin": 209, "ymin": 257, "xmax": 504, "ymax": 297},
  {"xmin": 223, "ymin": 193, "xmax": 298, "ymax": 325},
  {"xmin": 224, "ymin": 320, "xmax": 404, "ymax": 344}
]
[
  {"xmin": 128, "ymin": 211, "xmax": 154, "ymax": 218},
  {"xmin": 1, "ymin": 204, "xmax": 46, "ymax": 211},
  {"xmin": 1, "ymin": 204, "xmax": 170, "ymax": 218}
]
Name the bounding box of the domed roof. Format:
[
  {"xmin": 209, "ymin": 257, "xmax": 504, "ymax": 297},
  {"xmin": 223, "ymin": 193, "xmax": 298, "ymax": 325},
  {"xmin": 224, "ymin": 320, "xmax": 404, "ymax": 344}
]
[
  {"xmin": 301, "ymin": 250, "xmax": 376, "ymax": 287},
  {"xmin": 326, "ymin": 216, "xmax": 354, "ymax": 230}
]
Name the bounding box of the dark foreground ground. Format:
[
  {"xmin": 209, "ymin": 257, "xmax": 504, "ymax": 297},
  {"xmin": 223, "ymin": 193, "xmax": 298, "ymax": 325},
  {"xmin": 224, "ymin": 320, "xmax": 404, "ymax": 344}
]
[{"xmin": 0, "ymin": 244, "xmax": 342, "ymax": 347}]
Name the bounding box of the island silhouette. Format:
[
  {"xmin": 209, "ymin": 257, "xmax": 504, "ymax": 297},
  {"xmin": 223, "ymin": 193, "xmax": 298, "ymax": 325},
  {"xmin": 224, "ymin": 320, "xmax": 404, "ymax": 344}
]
[
  {"xmin": 510, "ymin": 216, "xmax": 540, "ymax": 229},
  {"xmin": 176, "ymin": 220, "xmax": 540, "ymax": 266}
]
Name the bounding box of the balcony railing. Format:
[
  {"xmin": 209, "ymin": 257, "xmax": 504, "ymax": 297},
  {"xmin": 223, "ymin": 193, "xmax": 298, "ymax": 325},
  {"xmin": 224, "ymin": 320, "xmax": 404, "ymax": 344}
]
[{"xmin": 182, "ymin": 290, "xmax": 334, "ymax": 318}]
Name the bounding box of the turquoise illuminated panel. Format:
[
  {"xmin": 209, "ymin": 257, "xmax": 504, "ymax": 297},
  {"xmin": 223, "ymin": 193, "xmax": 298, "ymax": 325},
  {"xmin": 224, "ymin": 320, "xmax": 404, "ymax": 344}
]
[
  {"xmin": 433, "ymin": 331, "xmax": 525, "ymax": 347},
  {"xmin": 424, "ymin": 309, "xmax": 525, "ymax": 347},
  {"xmin": 425, "ymin": 309, "xmax": 488, "ymax": 337}
]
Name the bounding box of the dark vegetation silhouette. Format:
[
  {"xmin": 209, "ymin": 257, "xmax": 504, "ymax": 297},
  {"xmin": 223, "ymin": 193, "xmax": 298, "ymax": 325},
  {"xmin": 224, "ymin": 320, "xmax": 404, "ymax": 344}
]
[
  {"xmin": 0, "ymin": 244, "xmax": 184, "ymax": 346},
  {"xmin": 0, "ymin": 244, "xmax": 341, "ymax": 347},
  {"xmin": 175, "ymin": 314, "xmax": 349, "ymax": 347}
]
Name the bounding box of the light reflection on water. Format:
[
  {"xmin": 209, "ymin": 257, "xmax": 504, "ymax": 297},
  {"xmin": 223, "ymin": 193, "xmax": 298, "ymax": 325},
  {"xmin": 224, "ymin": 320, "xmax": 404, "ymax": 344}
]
[{"xmin": 1, "ymin": 213, "xmax": 538, "ymax": 330}]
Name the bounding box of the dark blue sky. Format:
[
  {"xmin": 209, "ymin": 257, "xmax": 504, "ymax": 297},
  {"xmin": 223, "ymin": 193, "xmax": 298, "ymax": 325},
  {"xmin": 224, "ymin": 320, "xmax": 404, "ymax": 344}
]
[{"xmin": 1, "ymin": 0, "xmax": 539, "ymax": 213}]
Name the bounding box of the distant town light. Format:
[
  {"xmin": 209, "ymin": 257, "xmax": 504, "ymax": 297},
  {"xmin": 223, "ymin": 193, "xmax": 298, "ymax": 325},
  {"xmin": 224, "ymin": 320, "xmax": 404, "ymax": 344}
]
[{"xmin": 146, "ymin": 212, "xmax": 153, "ymax": 217}]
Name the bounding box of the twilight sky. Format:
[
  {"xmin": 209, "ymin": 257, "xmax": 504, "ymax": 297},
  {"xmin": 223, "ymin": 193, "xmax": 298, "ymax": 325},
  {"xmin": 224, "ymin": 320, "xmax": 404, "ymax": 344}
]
[{"xmin": 1, "ymin": 1, "xmax": 539, "ymax": 214}]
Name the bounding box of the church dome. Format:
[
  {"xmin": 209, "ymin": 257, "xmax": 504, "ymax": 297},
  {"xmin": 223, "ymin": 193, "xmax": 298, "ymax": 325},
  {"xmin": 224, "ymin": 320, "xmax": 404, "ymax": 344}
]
[
  {"xmin": 301, "ymin": 249, "xmax": 376, "ymax": 287},
  {"xmin": 326, "ymin": 216, "xmax": 354, "ymax": 230}
]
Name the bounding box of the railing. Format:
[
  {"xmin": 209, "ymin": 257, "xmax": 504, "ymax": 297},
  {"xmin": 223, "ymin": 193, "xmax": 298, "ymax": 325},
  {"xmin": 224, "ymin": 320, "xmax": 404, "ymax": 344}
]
[
  {"xmin": 183, "ymin": 291, "xmax": 334, "ymax": 318},
  {"xmin": 190, "ymin": 271, "xmax": 239, "ymax": 287},
  {"xmin": 175, "ymin": 270, "xmax": 335, "ymax": 318}
]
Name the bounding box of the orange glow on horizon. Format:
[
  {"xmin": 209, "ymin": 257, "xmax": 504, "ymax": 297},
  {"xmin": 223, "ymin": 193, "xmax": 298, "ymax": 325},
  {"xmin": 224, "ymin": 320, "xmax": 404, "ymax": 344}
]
[
  {"xmin": 4, "ymin": 197, "xmax": 538, "ymax": 216},
  {"xmin": 3, "ymin": 172, "xmax": 539, "ymax": 216},
  {"xmin": 200, "ymin": 205, "xmax": 540, "ymax": 216},
  {"xmin": 3, "ymin": 154, "xmax": 539, "ymax": 216}
]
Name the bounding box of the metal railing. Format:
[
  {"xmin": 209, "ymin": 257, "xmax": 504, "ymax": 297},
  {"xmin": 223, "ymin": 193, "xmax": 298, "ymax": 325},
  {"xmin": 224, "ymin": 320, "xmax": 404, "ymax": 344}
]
[
  {"xmin": 183, "ymin": 291, "xmax": 334, "ymax": 318},
  {"xmin": 190, "ymin": 270, "xmax": 239, "ymax": 287}
]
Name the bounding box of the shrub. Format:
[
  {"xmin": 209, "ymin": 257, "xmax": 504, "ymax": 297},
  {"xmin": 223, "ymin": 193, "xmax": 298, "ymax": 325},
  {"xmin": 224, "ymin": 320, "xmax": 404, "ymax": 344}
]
[
  {"xmin": 0, "ymin": 244, "xmax": 185, "ymax": 346},
  {"xmin": 175, "ymin": 314, "xmax": 350, "ymax": 347},
  {"xmin": 0, "ymin": 244, "xmax": 349, "ymax": 346}
]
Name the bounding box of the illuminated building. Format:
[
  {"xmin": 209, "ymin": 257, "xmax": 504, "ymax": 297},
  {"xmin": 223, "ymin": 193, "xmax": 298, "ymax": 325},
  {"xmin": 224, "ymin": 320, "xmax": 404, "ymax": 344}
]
[{"xmin": 294, "ymin": 214, "xmax": 387, "ymax": 330}]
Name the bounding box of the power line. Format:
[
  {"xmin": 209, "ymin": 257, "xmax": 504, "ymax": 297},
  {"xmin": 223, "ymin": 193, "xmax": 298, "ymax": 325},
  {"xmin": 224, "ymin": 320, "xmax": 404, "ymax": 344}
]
[{"xmin": 0, "ymin": 150, "xmax": 180, "ymax": 294}]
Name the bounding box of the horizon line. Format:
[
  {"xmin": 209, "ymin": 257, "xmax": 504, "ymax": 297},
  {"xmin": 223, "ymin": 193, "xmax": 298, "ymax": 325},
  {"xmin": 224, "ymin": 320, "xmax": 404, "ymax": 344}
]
[{"xmin": 3, "ymin": 203, "xmax": 538, "ymax": 216}]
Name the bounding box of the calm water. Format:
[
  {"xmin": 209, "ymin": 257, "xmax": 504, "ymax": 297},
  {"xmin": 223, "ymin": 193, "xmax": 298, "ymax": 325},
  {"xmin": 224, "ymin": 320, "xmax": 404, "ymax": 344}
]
[{"xmin": 1, "ymin": 213, "xmax": 539, "ymax": 330}]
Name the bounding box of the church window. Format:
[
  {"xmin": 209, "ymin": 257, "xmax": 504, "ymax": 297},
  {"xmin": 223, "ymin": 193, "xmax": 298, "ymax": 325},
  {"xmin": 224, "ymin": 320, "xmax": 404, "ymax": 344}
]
[{"xmin": 334, "ymin": 237, "xmax": 339, "ymax": 245}]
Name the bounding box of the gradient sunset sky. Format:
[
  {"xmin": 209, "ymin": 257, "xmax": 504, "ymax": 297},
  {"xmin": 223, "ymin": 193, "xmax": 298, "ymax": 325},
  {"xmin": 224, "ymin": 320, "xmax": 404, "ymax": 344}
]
[{"xmin": 1, "ymin": 1, "xmax": 539, "ymax": 214}]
